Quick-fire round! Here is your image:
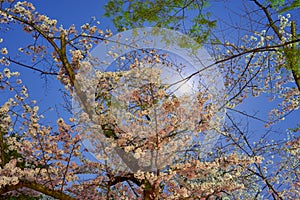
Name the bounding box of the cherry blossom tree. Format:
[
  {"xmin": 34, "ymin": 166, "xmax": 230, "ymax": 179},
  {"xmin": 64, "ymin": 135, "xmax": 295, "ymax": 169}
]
[{"xmin": 0, "ymin": 0, "xmax": 299, "ymax": 199}]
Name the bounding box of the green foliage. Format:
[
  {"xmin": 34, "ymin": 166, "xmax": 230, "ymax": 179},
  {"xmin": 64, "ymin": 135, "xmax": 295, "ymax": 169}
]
[
  {"xmin": 104, "ymin": 0, "xmax": 216, "ymax": 45},
  {"xmin": 269, "ymin": 0, "xmax": 285, "ymax": 7},
  {"xmin": 268, "ymin": 0, "xmax": 300, "ymax": 13},
  {"xmin": 279, "ymin": 0, "xmax": 300, "ymax": 13},
  {"xmin": 284, "ymin": 48, "xmax": 300, "ymax": 71},
  {"xmin": 190, "ymin": 13, "xmax": 216, "ymax": 44}
]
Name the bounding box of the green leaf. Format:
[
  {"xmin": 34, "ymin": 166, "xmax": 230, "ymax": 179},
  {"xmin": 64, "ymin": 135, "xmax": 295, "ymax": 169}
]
[
  {"xmin": 279, "ymin": 0, "xmax": 300, "ymax": 13},
  {"xmin": 103, "ymin": 0, "xmax": 215, "ymax": 45}
]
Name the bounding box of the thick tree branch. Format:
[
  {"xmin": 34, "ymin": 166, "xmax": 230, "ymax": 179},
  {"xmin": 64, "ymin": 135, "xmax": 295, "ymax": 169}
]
[
  {"xmin": 0, "ymin": 180, "xmax": 75, "ymax": 200},
  {"xmin": 59, "ymin": 32, "xmax": 75, "ymax": 86},
  {"xmin": 290, "ymin": 21, "xmax": 300, "ymax": 91}
]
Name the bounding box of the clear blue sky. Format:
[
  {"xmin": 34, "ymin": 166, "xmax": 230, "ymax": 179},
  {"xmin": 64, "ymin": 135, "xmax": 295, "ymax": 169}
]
[
  {"xmin": 1, "ymin": 2, "xmax": 299, "ymax": 198},
  {"xmin": 1, "ymin": 0, "xmax": 299, "ymax": 161}
]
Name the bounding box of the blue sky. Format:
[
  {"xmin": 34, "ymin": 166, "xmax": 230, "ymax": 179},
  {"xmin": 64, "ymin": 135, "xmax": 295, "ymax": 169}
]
[
  {"xmin": 0, "ymin": 0, "xmax": 298, "ymax": 145},
  {"xmin": 1, "ymin": 0, "xmax": 114, "ymax": 124},
  {"xmin": 0, "ymin": 1, "xmax": 299, "ymax": 198},
  {"xmin": 1, "ymin": 0, "xmax": 299, "ymax": 167}
]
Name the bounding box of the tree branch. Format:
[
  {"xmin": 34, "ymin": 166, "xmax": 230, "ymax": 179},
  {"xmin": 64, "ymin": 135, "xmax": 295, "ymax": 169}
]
[
  {"xmin": 290, "ymin": 21, "xmax": 300, "ymax": 91},
  {"xmin": 6, "ymin": 57, "xmax": 58, "ymax": 75},
  {"xmin": 0, "ymin": 180, "xmax": 75, "ymax": 200},
  {"xmin": 167, "ymin": 38, "xmax": 300, "ymax": 90},
  {"xmin": 252, "ymin": 0, "xmax": 300, "ymax": 91},
  {"xmin": 252, "ymin": 0, "xmax": 282, "ymax": 39},
  {"xmin": 108, "ymin": 173, "xmax": 141, "ymax": 186}
]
